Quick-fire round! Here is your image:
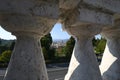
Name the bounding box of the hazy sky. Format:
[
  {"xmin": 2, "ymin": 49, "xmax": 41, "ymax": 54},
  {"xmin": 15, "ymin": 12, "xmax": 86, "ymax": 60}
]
[
  {"xmin": 0, "ymin": 26, "xmax": 16, "ymax": 40},
  {"xmin": 50, "ymin": 23, "xmax": 71, "ymax": 40},
  {"xmin": 0, "ymin": 23, "xmax": 71, "ymax": 40}
]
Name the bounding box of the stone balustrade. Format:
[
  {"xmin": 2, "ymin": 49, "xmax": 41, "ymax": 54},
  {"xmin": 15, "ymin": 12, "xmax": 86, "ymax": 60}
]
[
  {"xmin": 100, "ymin": 16, "xmax": 120, "ymax": 80},
  {"xmin": 0, "ymin": 0, "xmax": 120, "ymax": 80}
]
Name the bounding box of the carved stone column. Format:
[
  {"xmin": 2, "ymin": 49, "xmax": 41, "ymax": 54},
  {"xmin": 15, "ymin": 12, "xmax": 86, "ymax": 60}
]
[
  {"xmin": 4, "ymin": 32, "xmax": 49, "ymax": 80},
  {"xmin": 63, "ymin": 24, "xmax": 102, "ymax": 80},
  {"xmin": 0, "ymin": 8, "xmax": 57, "ymax": 80},
  {"xmin": 100, "ymin": 21, "xmax": 120, "ymax": 80},
  {"xmin": 0, "ymin": 0, "xmax": 58, "ymax": 80},
  {"xmin": 0, "ymin": 15, "xmax": 56, "ymax": 80}
]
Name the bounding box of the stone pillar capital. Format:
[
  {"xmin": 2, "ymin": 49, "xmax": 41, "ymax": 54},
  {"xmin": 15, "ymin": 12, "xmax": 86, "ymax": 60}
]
[
  {"xmin": 0, "ymin": 0, "xmax": 59, "ymax": 37},
  {"xmin": 101, "ymin": 16, "xmax": 120, "ymax": 39},
  {"xmin": 101, "ymin": 26, "xmax": 120, "ymax": 40},
  {"xmin": 12, "ymin": 32, "xmax": 41, "ymax": 39},
  {"xmin": 63, "ymin": 24, "xmax": 102, "ymax": 39},
  {"xmin": 0, "ymin": 15, "xmax": 56, "ymax": 37}
]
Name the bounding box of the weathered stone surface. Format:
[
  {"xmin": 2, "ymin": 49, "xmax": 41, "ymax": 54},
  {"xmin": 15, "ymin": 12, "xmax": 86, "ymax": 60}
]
[
  {"xmin": 0, "ymin": 15, "xmax": 56, "ymax": 35},
  {"xmin": 100, "ymin": 25, "xmax": 120, "ymax": 80},
  {"xmin": 82, "ymin": 0, "xmax": 120, "ymax": 14},
  {"xmin": 59, "ymin": 1, "xmax": 119, "ymax": 79},
  {"xmin": 59, "ymin": 0, "xmax": 81, "ymax": 9},
  {"xmin": 0, "ymin": 1, "xmax": 59, "ymax": 80},
  {"xmin": 0, "ymin": 0, "xmax": 120, "ymax": 80},
  {"xmin": 64, "ymin": 25, "xmax": 102, "ymax": 80},
  {"xmin": 60, "ymin": 0, "xmax": 120, "ymax": 14},
  {"xmin": 78, "ymin": 9, "xmax": 113, "ymax": 25},
  {"xmin": 1, "ymin": 17, "xmax": 56, "ymax": 80},
  {"xmin": 59, "ymin": 5, "xmax": 114, "ymax": 27},
  {"xmin": 59, "ymin": 0, "xmax": 120, "ymax": 28},
  {"xmin": 1, "ymin": 16, "xmax": 56, "ymax": 80},
  {"xmin": 0, "ymin": 0, "xmax": 59, "ymax": 35},
  {"xmin": 4, "ymin": 34, "xmax": 48, "ymax": 80},
  {"xmin": 0, "ymin": 0, "xmax": 59, "ymax": 19},
  {"xmin": 63, "ymin": 24, "xmax": 102, "ymax": 37},
  {"xmin": 60, "ymin": 9, "xmax": 113, "ymax": 27},
  {"xmin": 100, "ymin": 44, "xmax": 119, "ymax": 80}
]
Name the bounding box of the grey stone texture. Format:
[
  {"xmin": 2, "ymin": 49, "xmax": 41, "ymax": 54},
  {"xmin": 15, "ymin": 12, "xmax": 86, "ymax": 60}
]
[
  {"xmin": 4, "ymin": 35, "xmax": 48, "ymax": 80},
  {"xmin": 100, "ymin": 19, "xmax": 120, "ymax": 80},
  {"xmin": 64, "ymin": 25, "xmax": 102, "ymax": 80},
  {"xmin": 0, "ymin": 0, "xmax": 120, "ymax": 80},
  {"xmin": 0, "ymin": 1, "xmax": 58, "ymax": 80}
]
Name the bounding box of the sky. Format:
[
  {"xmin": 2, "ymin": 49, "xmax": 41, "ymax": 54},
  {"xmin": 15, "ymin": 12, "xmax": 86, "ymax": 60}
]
[
  {"xmin": 50, "ymin": 23, "xmax": 71, "ymax": 40},
  {"xmin": 0, "ymin": 23, "xmax": 101, "ymax": 40},
  {"xmin": 0, "ymin": 26, "xmax": 16, "ymax": 40}
]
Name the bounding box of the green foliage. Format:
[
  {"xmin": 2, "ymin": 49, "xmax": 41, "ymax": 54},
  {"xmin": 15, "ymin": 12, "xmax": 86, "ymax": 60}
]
[
  {"xmin": 49, "ymin": 47, "xmax": 56, "ymax": 59},
  {"xmin": 42, "ymin": 47, "xmax": 49, "ymax": 60},
  {"xmin": 41, "ymin": 33, "xmax": 52, "ymax": 49},
  {"xmin": 0, "ymin": 39, "xmax": 1, "ymax": 45},
  {"xmin": 0, "ymin": 50, "xmax": 12, "ymax": 63},
  {"xmin": 0, "ymin": 45, "xmax": 9, "ymax": 54},
  {"xmin": 40, "ymin": 33, "xmax": 55, "ymax": 60},
  {"xmin": 10, "ymin": 41, "xmax": 15, "ymax": 51},
  {"xmin": 92, "ymin": 38, "xmax": 100, "ymax": 47},
  {"xmin": 0, "ymin": 39, "xmax": 15, "ymax": 67},
  {"xmin": 94, "ymin": 38, "xmax": 106, "ymax": 54},
  {"xmin": 0, "ymin": 34, "xmax": 107, "ymax": 66},
  {"xmin": 55, "ymin": 46, "xmax": 65, "ymax": 57},
  {"xmin": 0, "ymin": 40, "xmax": 15, "ymax": 54},
  {"xmin": 92, "ymin": 38, "xmax": 106, "ymax": 54},
  {"xmin": 63, "ymin": 37, "xmax": 75, "ymax": 59}
]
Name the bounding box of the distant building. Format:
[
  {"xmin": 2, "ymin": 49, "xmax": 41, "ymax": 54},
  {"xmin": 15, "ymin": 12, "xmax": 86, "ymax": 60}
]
[{"xmin": 51, "ymin": 39, "xmax": 68, "ymax": 48}]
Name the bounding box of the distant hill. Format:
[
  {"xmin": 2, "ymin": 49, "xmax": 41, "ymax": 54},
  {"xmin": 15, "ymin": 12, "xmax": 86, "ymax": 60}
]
[
  {"xmin": 0, "ymin": 39, "xmax": 15, "ymax": 46},
  {"xmin": 0, "ymin": 39, "xmax": 15, "ymax": 54}
]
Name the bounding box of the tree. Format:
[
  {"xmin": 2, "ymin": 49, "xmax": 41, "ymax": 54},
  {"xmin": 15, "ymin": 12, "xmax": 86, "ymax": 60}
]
[
  {"xmin": 92, "ymin": 38, "xmax": 100, "ymax": 47},
  {"xmin": 42, "ymin": 47, "xmax": 49, "ymax": 60},
  {"xmin": 0, "ymin": 39, "xmax": 15, "ymax": 54},
  {"xmin": 63, "ymin": 37, "xmax": 75, "ymax": 59},
  {"xmin": 0, "ymin": 39, "xmax": 2, "ymax": 54},
  {"xmin": 10, "ymin": 40, "xmax": 15, "ymax": 51},
  {"xmin": 0, "ymin": 38, "xmax": 1, "ymax": 45},
  {"xmin": 49, "ymin": 47, "xmax": 56, "ymax": 59},
  {"xmin": 41, "ymin": 33, "xmax": 52, "ymax": 49},
  {"xmin": 0, "ymin": 45, "xmax": 9, "ymax": 54},
  {"xmin": 0, "ymin": 50, "xmax": 12, "ymax": 63},
  {"xmin": 40, "ymin": 33, "xmax": 55, "ymax": 60},
  {"xmin": 95, "ymin": 38, "xmax": 106, "ymax": 54}
]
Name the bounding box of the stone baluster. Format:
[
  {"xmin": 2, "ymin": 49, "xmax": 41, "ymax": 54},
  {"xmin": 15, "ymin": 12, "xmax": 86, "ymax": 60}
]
[
  {"xmin": 100, "ymin": 26, "xmax": 120, "ymax": 80},
  {"xmin": 0, "ymin": 0, "xmax": 58, "ymax": 80},
  {"xmin": 0, "ymin": 14, "xmax": 56, "ymax": 80},
  {"xmin": 64, "ymin": 25, "xmax": 102, "ymax": 80},
  {"xmin": 3, "ymin": 32, "xmax": 49, "ymax": 80}
]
